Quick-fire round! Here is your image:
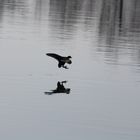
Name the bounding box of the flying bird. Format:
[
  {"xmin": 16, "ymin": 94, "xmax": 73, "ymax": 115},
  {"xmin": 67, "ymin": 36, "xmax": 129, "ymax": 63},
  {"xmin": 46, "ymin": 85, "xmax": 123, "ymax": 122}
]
[{"xmin": 46, "ymin": 53, "xmax": 72, "ymax": 69}]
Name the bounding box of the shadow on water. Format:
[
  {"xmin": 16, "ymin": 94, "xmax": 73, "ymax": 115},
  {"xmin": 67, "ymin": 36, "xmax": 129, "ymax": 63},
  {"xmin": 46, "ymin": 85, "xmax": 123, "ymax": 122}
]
[{"xmin": 44, "ymin": 81, "xmax": 70, "ymax": 95}]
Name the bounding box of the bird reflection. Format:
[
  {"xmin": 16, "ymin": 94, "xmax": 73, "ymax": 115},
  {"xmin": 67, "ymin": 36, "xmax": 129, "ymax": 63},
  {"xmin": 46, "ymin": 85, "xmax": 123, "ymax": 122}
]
[{"xmin": 44, "ymin": 81, "xmax": 70, "ymax": 95}]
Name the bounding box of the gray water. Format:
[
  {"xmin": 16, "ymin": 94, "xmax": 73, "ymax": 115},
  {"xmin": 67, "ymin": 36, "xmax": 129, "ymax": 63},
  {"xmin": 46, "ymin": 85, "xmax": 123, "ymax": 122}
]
[{"xmin": 0, "ymin": 0, "xmax": 140, "ymax": 139}]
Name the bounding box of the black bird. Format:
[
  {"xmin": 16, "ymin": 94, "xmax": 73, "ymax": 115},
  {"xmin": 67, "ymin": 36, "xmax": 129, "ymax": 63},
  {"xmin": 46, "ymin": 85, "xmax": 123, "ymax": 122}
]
[{"xmin": 46, "ymin": 53, "xmax": 72, "ymax": 69}]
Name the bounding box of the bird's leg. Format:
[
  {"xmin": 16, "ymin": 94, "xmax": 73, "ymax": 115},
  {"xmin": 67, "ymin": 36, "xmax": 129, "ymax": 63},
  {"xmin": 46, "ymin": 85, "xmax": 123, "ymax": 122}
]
[{"xmin": 62, "ymin": 65, "xmax": 68, "ymax": 69}]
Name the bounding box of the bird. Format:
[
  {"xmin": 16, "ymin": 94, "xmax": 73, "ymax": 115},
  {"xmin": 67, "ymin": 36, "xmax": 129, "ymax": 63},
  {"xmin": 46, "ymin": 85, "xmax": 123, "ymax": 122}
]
[{"xmin": 46, "ymin": 53, "xmax": 72, "ymax": 69}]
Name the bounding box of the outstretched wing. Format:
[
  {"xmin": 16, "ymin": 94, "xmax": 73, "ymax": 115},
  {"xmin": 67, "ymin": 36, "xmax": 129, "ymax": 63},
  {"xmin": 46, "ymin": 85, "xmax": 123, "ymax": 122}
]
[{"xmin": 46, "ymin": 53, "xmax": 62, "ymax": 61}]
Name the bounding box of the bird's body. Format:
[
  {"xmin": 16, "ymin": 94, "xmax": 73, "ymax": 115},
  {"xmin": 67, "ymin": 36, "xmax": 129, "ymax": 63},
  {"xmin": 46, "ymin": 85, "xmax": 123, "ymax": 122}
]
[{"xmin": 46, "ymin": 53, "xmax": 72, "ymax": 69}]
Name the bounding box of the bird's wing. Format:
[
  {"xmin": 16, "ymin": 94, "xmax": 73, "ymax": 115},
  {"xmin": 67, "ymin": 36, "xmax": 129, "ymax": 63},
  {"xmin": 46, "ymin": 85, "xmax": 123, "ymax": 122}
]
[{"xmin": 46, "ymin": 53, "xmax": 62, "ymax": 61}]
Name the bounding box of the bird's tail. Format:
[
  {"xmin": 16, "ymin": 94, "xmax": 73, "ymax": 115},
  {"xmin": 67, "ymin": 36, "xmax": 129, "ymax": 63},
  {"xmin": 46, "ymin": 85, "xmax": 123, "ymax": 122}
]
[{"xmin": 46, "ymin": 53, "xmax": 51, "ymax": 56}]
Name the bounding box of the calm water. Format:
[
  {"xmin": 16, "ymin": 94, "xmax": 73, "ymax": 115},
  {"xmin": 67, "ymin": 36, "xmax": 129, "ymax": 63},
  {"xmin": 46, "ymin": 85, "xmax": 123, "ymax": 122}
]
[{"xmin": 0, "ymin": 0, "xmax": 140, "ymax": 139}]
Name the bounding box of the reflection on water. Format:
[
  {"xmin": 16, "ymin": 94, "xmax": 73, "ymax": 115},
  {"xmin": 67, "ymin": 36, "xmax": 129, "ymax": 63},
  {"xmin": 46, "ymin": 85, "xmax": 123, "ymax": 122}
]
[
  {"xmin": 48, "ymin": 0, "xmax": 96, "ymax": 40},
  {"xmin": 98, "ymin": 0, "xmax": 140, "ymax": 66},
  {"xmin": 48, "ymin": 0, "xmax": 140, "ymax": 67},
  {"xmin": 0, "ymin": 0, "xmax": 28, "ymax": 18},
  {"xmin": 44, "ymin": 81, "xmax": 70, "ymax": 95},
  {"xmin": 0, "ymin": 0, "xmax": 140, "ymax": 140}
]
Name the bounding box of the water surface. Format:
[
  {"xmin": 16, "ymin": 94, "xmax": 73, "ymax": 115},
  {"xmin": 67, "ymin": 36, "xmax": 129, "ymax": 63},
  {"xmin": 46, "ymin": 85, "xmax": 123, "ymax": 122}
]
[{"xmin": 0, "ymin": 0, "xmax": 140, "ymax": 140}]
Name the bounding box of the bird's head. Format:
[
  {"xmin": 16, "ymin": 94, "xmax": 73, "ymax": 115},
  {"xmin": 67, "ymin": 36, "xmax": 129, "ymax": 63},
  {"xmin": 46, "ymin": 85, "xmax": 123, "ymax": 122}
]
[
  {"xmin": 67, "ymin": 56, "xmax": 72, "ymax": 59},
  {"xmin": 67, "ymin": 60, "xmax": 72, "ymax": 64}
]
